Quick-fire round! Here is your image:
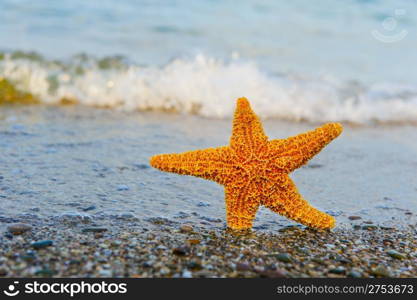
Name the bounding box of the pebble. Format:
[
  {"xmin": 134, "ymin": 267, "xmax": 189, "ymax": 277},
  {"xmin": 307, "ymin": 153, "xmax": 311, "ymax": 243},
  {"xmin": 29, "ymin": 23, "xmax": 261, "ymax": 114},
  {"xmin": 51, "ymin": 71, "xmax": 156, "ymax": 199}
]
[
  {"xmin": 347, "ymin": 270, "xmax": 362, "ymax": 278},
  {"xmin": 98, "ymin": 269, "xmax": 112, "ymax": 277},
  {"xmin": 82, "ymin": 205, "xmax": 96, "ymax": 212},
  {"xmin": 7, "ymin": 223, "xmax": 32, "ymax": 235},
  {"xmin": 348, "ymin": 216, "xmax": 361, "ymax": 220},
  {"xmin": 257, "ymin": 269, "xmax": 287, "ymax": 278},
  {"xmin": 31, "ymin": 240, "xmax": 53, "ymax": 249},
  {"xmin": 197, "ymin": 202, "xmax": 210, "ymax": 207},
  {"xmin": 236, "ymin": 263, "xmax": 252, "ymax": 271},
  {"xmin": 187, "ymin": 261, "xmax": 202, "ymax": 270},
  {"xmin": 116, "ymin": 185, "xmax": 129, "ymax": 191},
  {"xmin": 386, "ymin": 250, "xmax": 406, "ymax": 260},
  {"xmin": 35, "ymin": 269, "xmax": 55, "ymax": 277},
  {"xmin": 182, "ymin": 270, "xmax": 192, "ymax": 278},
  {"xmin": 371, "ymin": 265, "xmax": 392, "ymax": 277},
  {"xmin": 180, "ymin": 225, "xmax": 193, "ymax": 233},
  {"xmin": 172, "ymin": 246, "xmax": 190, "ymax": 256},
  {"xmin": 82, "ymin": 227, "xmax": 108, "ymax": 233},
  {"xmin": 329, "ymin": 266, "xmax": 345, "ymax": 274},
  {"xmin": 362, "ymin": 225, "xmax": 378, "ymax": 230},
  {"xmin": 272, "ymin": 253, "xmax": 292, "ymax": 263}
]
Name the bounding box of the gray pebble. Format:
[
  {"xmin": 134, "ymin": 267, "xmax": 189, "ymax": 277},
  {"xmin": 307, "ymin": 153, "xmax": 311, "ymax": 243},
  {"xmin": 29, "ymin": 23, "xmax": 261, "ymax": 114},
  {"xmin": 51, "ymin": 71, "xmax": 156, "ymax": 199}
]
[
  {"xmin": 7, "ymin": 223, "xmax": 32, "ymax": 235},
  {"xmin": 32, "ymin": 240, "xmax": 53, "ymax": 249},
  {"xmin": 386, "ymin": 250, "xmax": 406, "ymax": 260}
]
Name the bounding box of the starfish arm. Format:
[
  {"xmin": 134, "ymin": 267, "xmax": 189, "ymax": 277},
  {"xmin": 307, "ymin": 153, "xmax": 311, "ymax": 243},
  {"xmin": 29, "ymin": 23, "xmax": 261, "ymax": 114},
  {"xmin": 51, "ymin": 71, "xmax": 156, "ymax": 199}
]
[
  {"xmin": 149, "ymin": 146, "xmax": 234, "ymax": 184},
  {"xmin": 225, "ymin": 182, "xmax": 261, "ymax": 230},
  {"xmin": 261, "ymin": 176, "xmax": 335, "ymax": 229},
  {"xmin": 230, "ymin": 97, "xmax": 268, "ymax": 158},
  {"xmin": 268, "ymin": 123, "xmax": 343, "ymax": 172}
]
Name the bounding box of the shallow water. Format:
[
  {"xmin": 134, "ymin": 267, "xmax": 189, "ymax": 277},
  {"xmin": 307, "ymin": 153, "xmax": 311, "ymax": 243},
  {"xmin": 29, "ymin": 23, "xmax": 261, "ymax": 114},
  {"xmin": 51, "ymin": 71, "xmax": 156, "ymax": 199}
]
[{"xmin": 0, "ymin": 105, "xmax": 415, "ymax": 231}]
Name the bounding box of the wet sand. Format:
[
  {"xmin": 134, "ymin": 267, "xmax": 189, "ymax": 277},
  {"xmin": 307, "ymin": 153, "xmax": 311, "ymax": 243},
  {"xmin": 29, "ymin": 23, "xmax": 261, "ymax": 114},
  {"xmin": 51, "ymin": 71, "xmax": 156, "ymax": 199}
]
[{"xmin": 0, "ymin": 105, "xmax": 416, "ymax": 277}]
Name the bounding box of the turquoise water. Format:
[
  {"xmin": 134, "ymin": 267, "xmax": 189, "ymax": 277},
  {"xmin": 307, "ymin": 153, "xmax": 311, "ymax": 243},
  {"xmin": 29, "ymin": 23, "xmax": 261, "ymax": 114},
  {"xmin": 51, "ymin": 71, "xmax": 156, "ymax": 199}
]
[{"xmin": 1, "ymin": 0, "xmax": 417, "ymax": 123}]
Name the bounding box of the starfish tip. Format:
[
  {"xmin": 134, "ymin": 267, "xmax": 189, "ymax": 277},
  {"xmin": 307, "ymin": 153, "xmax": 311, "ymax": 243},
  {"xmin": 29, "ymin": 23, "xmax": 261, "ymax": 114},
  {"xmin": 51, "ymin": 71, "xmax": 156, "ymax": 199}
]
[
  {"xmin": 236, "ymin": 97, "xmax": 250, "ymax": 108},
  {"xmin": 149, "ymin": 155, "xmax": 162, "ymax": 169},
  {"xmin": 328, "ymin": 122, "xmax": 343, "ymax": 137}
]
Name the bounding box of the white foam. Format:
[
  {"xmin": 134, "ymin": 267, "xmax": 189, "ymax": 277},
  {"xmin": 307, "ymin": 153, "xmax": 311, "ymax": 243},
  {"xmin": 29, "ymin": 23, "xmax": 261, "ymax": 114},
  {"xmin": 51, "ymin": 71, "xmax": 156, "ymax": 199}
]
[{"xmin": 2, "ymin": 53, "xmax": 417, "ymax": 123}]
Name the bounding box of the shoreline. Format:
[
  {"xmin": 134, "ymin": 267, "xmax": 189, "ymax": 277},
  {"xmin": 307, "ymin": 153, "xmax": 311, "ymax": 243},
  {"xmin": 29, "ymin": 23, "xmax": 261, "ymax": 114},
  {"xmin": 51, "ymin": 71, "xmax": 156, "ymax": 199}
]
[{"xmin": 0, "ymin": 217, "xmax": 416, "ymax": 278}]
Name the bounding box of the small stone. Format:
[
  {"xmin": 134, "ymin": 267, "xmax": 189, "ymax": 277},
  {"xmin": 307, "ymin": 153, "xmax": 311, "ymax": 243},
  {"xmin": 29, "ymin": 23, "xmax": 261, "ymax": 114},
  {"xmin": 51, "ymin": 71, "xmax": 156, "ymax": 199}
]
[
  {"xmin": 180, "ymin": 225, "xmax": 193, "ymax": 233},
  {"xmin": 7, "ymin": 223, "xmax": 32, "ymax": 235},
  {"xmin": 335, "ymin": 255, "xmax": 351, "ymax": 264},
  {"xmin": 31, "ymin": 240, "xmax": 53, "ymax": 249},
  {"xmin": 197, "ymin": 202, "xmax": 210, "ymax": 207},
  {"xmin": 387, "ymin": 250, "xmax": 406, "ymax": 260},
  {"xmin": 371, "ymin": 265, "xmax": 391, "ymax": 277},
  {"xmin": 312, "ymin": 257, "xmax": 325, "ymax": 264},
  {"xmin": 82, "ymin": 227, "xmax": 108, "ymax": 233},
  {"xmin": 257, "ymin": 269, "xmax": 286, "ymax": 278},
  {"xmin": 348, "ymin": 216, "xmax": 361, "ymax": 220},
  {"xmin": 82, "ymin": 205, "xmax": 96, "ymax": 211},
  {"xmin": 4, "ymin": 233, "xmax": 13, "ymax": 239},
  {"xmin": 236, "ymin": 263, "xmax": 252, "ymax": 271},
  {"xmin": 34, "ymin": 269, "xmax": 55, "ymax": 277},
  {"xmin": 362, "ymin": 225, "xmax": 378, "ymax": 230},
  {"xmin": 0, "ymin": 267, "xmax": 8, "ymax": 276},
  {"xmin": 329, "ymin": 266, "xmax": 345, "ymax": 274},
  {"xmin": 187, "ymin": 261, "xmax": 202, "ymax": 270},
  {"xmin": 182, "ymin": 270, "xmax": 192, "ymax": 278},
  {"xmin": 296, "ymin": 247, "xmax": 310, "ymax": 255},
  {"xmin": 347, "ymin": 270, "xmax": 362, "ymax": 278},
  {"xmin": 117, "ymin": 185, "xmax": 129, "ymax": 191},
  {"xmin": 187, "ymin": 239, "xmax": 200, "ymax": 245},
  {"xmin": 272, "ymin": 253, "xmax": 292, "ymax": 263},
  {"xmin": 98, "ymin": 269, "xmax": 112, "ymax": 277},
  {"xmin": 172, "ymin": 246, "xmax": 190, "ymax": 256}
]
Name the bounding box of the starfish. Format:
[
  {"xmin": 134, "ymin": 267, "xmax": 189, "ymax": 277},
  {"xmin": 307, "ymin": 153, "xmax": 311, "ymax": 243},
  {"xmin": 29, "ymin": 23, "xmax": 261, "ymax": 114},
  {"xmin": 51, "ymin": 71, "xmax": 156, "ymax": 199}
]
[{"xmin": 150, "ymin": 98, "xmax": 343, "ymax": 230}]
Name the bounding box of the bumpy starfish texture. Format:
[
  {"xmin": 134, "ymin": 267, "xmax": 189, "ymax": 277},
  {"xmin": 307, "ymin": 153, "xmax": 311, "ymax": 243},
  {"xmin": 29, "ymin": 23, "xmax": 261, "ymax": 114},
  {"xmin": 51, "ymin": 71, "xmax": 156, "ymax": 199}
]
[{"xmin": 150, "ymin": 98, "xmax": 343, "ymax": 230}]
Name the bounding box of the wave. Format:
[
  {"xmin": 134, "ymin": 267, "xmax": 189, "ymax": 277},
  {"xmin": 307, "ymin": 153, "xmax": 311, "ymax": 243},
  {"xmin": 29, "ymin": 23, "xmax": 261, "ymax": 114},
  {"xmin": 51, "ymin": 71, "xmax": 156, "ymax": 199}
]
[{"xmin": 1, "ymin": 51, "xmax": 417, "ymax": 124}]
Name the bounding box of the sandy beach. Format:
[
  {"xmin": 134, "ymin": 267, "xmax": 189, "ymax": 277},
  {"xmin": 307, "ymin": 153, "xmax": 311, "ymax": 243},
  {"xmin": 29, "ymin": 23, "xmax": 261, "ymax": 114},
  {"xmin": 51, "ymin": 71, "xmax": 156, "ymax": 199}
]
[{"xmin": 0, "ymin": 104, "xmax": 416, "ymax": 277}]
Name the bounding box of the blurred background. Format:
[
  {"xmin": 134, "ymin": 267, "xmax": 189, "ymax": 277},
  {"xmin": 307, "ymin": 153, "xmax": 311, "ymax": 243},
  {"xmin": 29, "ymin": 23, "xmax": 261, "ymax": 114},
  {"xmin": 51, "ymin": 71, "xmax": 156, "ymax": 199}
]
[{"xmin": 0, "ymin": 0, "xmax": 416, "ymax": 122}]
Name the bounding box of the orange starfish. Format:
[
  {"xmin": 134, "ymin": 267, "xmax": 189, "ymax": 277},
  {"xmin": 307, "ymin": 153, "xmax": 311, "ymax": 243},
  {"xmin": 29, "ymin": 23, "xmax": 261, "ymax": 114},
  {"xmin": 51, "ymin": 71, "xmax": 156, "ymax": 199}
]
[{"xmin": 150, "ymin": 98, "xmax": 343, "ymax": 230}]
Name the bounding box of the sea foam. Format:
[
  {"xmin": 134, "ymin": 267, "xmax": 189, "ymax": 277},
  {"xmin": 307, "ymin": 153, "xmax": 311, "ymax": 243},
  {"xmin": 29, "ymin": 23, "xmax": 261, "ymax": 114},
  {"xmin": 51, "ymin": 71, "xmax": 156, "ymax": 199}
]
[{"xmin": 1, "ymin": 53, "xmax": 417, "ymax": 124}]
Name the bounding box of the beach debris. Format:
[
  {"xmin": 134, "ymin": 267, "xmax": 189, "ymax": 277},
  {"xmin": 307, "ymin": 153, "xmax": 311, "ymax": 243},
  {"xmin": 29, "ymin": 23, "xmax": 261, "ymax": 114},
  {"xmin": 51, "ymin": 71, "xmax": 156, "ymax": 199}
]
[
  {"xmin": 31, "ymin": 240, "xmax": 53, "ymax": 249},
  {"xmin": 150, "ymin": 98, "xmax": 342, "ymax": 230},
  {"xmin": 7, "ymin": 223, "xmax": 32, "ymax": 235}
]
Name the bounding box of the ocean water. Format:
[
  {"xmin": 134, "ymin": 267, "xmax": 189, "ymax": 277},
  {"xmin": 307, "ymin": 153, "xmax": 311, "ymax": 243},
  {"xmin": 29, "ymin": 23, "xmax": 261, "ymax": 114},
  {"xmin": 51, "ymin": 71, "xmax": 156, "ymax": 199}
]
[{"xmin": 1, "ymin": 0, "xmax": 417, "ymax": 123}]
